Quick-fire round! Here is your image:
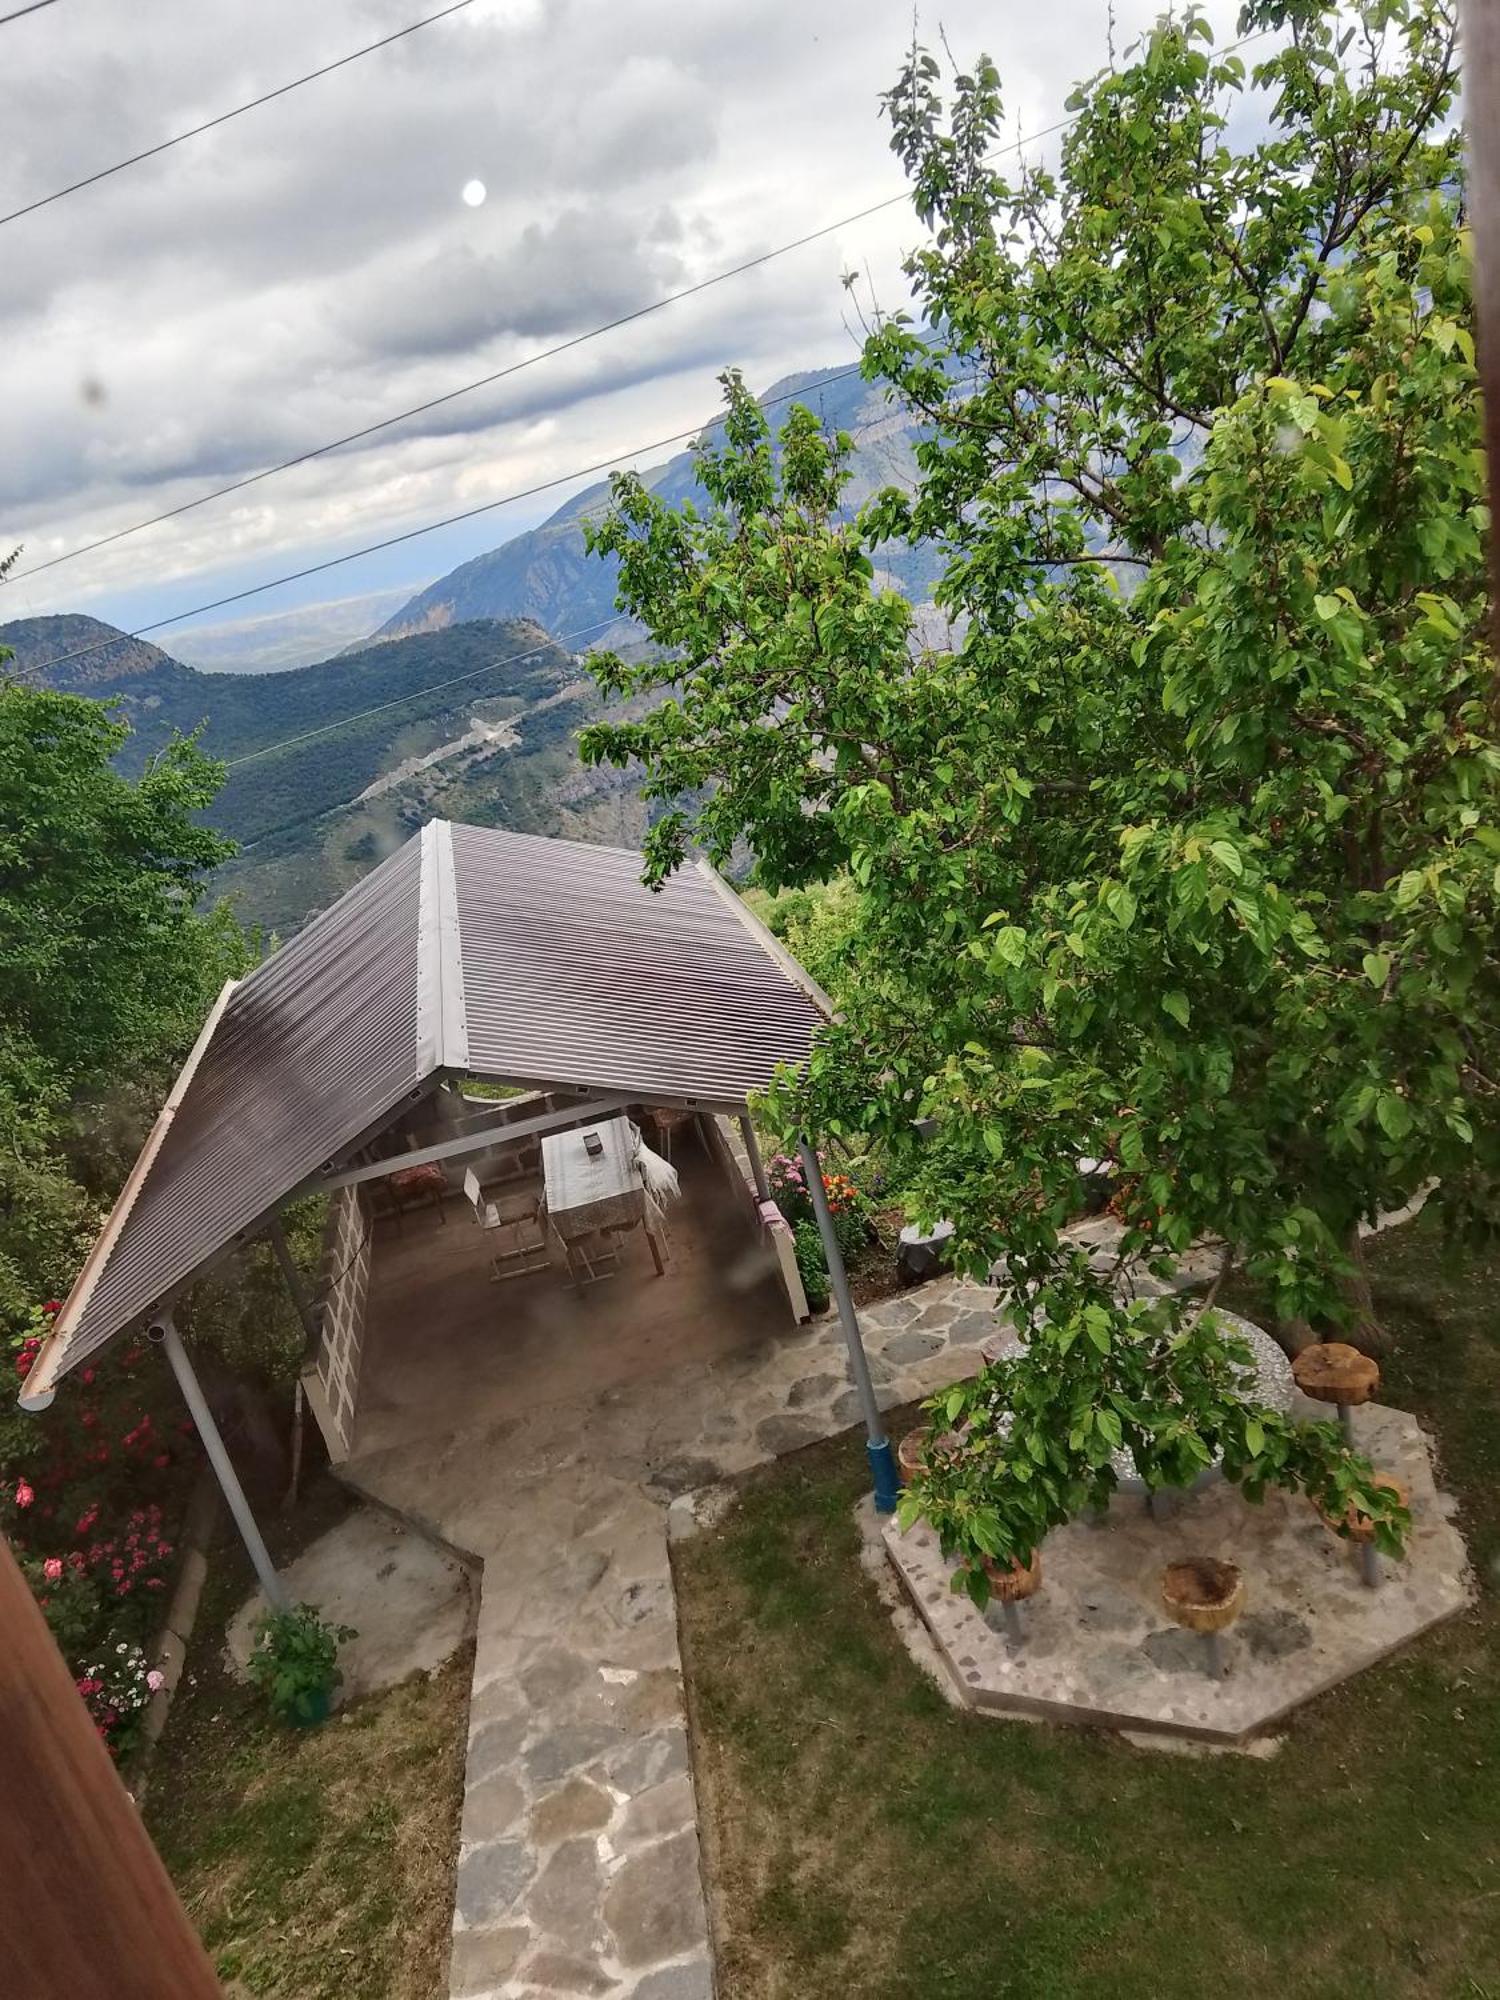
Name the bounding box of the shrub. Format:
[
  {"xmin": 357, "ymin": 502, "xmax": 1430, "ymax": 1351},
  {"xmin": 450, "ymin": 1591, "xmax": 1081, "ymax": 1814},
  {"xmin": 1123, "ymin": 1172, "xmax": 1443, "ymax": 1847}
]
[
  {"xmin": 247, "ymin": 1603, "xmax": 356, "ymax": 1726},
  {"xmin": 793, "ymin": 1222, "xmax": 830, "ymax": 1314},
  {"xmin": 75, "ymin": 1641, "xmax": 164, "ymax": 1761}
]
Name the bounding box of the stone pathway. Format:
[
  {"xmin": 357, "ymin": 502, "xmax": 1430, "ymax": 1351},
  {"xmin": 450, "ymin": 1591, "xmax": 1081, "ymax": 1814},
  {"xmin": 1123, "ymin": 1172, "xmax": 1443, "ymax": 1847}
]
[{"xmin": 342, "ymin": 1273, "xmax": 1001, "ymax": 1999}]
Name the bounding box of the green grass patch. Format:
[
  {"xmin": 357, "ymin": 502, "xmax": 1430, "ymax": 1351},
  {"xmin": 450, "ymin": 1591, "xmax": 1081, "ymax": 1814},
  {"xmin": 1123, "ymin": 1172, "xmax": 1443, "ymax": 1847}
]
[
  {"xmin": 675, "ymin": 1217, "xmax": 1500, "ymax": 1999},
  {"xmin": 146, "ymin": 1477, "xmax": 470, "ymax": 1999}
]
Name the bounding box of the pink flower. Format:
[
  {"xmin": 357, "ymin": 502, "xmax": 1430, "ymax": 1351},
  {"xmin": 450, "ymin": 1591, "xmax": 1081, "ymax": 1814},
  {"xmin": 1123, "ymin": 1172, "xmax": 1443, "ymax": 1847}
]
[
  {"xmin": 42, "ymin": 1558, "xmax": 62, "ymax": 1583},
  {"xmin": 146, "ymin": 1669, "xmax": 165, "ymax": 1693},
  {"xmin": 15, "ymin": 1480, "xmax": 34, "ymax": 1510}
]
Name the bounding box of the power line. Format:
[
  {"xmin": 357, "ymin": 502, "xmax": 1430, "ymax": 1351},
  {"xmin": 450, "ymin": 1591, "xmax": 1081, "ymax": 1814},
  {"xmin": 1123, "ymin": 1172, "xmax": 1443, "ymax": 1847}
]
[
  {"xmin": 0, "ymin": 0, "xmax": 473, "ymax": 231},
  {"xmin": 4, "ymin": 183, "xmax": 934, "ymax": 589},
  {"xmin": 223, "ymin": 615, "xmax": 623, "ymax": 770},
  {"xmin": 5, "ymin": 21, "xmax": 1275, "ymax": 594},
  {"xmin": 0, "ymin": 0, "xmax": 59, "ymax": 25},
  {"xmin": 13, "ymin": 363, "xmax": 868, "ymax": 683}
]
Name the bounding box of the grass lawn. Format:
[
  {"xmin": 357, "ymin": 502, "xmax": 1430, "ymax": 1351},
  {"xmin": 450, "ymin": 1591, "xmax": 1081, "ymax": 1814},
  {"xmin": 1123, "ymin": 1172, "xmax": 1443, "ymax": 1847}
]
[
  {"xmin": 674, "ymin": 1217, "xmax": 1500, "ymax": 1999},
  {"xmin": 145, "ymin": 1476, "xmax": 470, "ymax": 2000}
]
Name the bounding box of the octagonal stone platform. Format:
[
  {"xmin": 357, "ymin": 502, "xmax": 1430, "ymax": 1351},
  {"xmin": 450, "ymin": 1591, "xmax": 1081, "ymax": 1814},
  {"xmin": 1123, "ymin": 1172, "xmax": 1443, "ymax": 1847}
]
[{"xmin": 884, "ymin": 1402, "xmax": 1472, "ymax": 1744}]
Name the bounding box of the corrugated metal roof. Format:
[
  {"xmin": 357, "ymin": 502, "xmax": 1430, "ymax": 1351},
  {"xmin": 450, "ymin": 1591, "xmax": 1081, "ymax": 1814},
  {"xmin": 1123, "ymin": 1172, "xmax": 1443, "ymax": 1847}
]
[
  {"xmin": 26, "ymin": 820, "xmax": 826, "ymax": 1396},
  {"xmin": 27, "ymin": 833, "xmax": 427, "ymax": 1397},
  {"xmin": 453, "ymin": 825, "xmax": 824, "ymax": 1104}
]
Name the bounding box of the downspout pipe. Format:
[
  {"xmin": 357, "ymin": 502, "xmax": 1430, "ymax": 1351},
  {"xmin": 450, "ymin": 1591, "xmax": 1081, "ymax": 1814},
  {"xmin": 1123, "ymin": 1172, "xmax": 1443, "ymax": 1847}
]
[
  {"xmin": 797, "ymin": 1133, "xmax": 900, "ymax": 1513},
  {"xmin": 152, "ymin": 1313, "xmax": 289, "ymax": 1613}
]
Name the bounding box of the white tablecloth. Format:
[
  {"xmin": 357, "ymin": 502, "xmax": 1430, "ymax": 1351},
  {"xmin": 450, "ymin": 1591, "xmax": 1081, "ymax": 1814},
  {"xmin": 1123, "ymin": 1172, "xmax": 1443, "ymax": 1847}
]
[{"xmin": 541, "ymin": 1116, "xmax": 645, "ymax": 1245}]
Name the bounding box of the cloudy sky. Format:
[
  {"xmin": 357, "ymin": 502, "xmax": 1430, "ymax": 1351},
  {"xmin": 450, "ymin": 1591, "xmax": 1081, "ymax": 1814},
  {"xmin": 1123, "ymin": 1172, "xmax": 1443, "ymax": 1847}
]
[{"xmin": 0, "ymin": 0, "xmax": 1242, "ymax": 661}]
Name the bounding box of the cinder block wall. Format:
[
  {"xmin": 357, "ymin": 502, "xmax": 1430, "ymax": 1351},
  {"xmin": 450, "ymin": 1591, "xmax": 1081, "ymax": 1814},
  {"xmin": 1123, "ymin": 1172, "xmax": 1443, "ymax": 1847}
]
[{"xmin": 302, "ymin": 1183, "xmax": 373, "ymax": 1461}]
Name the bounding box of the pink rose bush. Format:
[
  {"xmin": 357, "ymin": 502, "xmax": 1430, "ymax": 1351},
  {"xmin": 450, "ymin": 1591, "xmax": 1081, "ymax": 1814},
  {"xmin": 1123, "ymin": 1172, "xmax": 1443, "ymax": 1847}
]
[{"xmin": 2, "ymin": 1303, "xmax": 200, "ymax": 1756}]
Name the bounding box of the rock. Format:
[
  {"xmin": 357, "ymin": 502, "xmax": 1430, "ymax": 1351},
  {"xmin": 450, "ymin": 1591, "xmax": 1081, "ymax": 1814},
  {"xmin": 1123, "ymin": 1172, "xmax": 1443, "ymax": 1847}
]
[
  {"xmin": 1241, "ymin": 1609, "xmax": 1313, "ymax": 1661},
  {"xmin": 616, "ymin": 1669, "xmax": 684, "ymax": 1732},
  {"xmin": 530, "ymin": 1776, "xmax": 613, "ymax": 1845},
  {"xmin": 884, "ymin": 1329, "xmax": 945, "ymax": 1366},
  {"xmin": 1140, "ymin": 1627, "xmax": 1210, "ymax": 1675},
  {"xmin": 448, "ymin": 1924, "xmax": 529, "ymax": 1995},
  {"xmin": 831, "ymin": 1384, "xmax": 900, "ymax": 1426},
  {"xmin": 609, "ymin": 1726, "xmax": 690, "ymax": 1798},
  {"xmin": 467, "ymin": 1713, "xmax": 529, "ymax": 1785},
  {"xmin": 947, "ymin": 1310, "xmax": 997, "ymax": 1347},
  {"xmin": 527, "ymin": 1837, "xmax": 605, "ymax": 1942},
  {"xmin": 463, "ymin": 1770, "xmax": 527, "ymax": 1844},
  {"xmin": 455, "ymin": 1840, "xmax": 535, "ymax": 1926},
  {"xmin": 786, "ymin": 1372, "xmax": 841, "ymax": 1408},
  {"xmin": 1074, "ymin": 1584, "xmax": 1142, "ymax": 1635},
  {"xmin": 646, "ymin": 1456, "xmax": 723, "ymax": 1497},
  {"xmin": 519, "ymin": 1646, "xmax": 591, "ymax": 1708},
  {"xmin": 755, "ymin": 1413, "xmax": 823, "ymax": 1455},
  {"xmin": 612, "ymin": 1578, "xmax": 672, "ymax": 1629},
  {"xmin": 617, "ymin": 1771, "xmax": 695, "ymax": 1847},
  {"xmin": 603, "ymin": 1829, "xmax": 708, "ymax": 1968},
  {"xmin": 628, "ymin": 1959, "xmax": 716, "ymax": 2000},
  {"xmin": 524, "ymin": 1722, "xmax": 624, "ymax": 1786},
  {"xmin": 516, "ymin": 1947, "xmax": 614, "ymax": 1995}
]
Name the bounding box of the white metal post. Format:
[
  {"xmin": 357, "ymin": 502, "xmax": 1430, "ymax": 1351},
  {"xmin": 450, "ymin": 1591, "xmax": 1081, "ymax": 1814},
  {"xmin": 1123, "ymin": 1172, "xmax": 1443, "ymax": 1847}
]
[
  {"xmin": 739, "ymin": 1112, "xmax": 771, "ymax": 1202},
  {"xmin": 797, "ymin": 1133, "xmax": 899, "ymax": 1511},
  {"xmin": 154, "ymin": 1314, "xmax": 288, "ymax": 1613}
]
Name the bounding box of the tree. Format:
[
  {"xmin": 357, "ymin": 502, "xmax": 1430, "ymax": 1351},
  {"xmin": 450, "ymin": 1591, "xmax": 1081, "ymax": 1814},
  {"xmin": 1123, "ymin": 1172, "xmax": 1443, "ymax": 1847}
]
[
  {"xmin": 0, "ymin": 668, "xmax": 247, "ymax": 1338},
  {"xmin": 581, "ymin": 0, "xmax": 1490, "ymax": 1576}
]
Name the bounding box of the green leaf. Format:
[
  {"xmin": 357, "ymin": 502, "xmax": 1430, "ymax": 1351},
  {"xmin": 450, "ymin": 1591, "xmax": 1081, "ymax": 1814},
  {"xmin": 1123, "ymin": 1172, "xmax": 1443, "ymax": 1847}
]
[
  {"xmin": 1375, "ymin": 1092, "xmax": 1414, "ymax": 1141},
  {"xmin": 1208, "ymin": 840, "xmax": 1243, "ymax": 876},
  {"xmin": 1161, "ymin": 990, "xmax": 1190, "ymax": 1027},
  {"xmin": 990, "ymin": 925, "xmax": 1027, "ymax": 968},
  {"xmin": 1362, "ymin": 952, "xmax": 1391, "ymax": 988}
]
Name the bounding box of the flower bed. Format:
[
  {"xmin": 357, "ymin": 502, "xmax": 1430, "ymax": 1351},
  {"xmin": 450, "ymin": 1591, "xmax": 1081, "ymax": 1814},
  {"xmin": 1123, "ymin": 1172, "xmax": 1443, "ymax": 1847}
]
[{"xmin": 2, "ymin": 1303, "xmax": 202, "ymax": 1757}]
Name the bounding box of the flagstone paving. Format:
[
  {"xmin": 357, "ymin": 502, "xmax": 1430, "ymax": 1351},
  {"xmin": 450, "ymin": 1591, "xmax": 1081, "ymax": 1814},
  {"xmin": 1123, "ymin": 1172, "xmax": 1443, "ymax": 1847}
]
[{"xmin": 342, "ymin": 1269, "xmax": 1003, "ymax": 1999}]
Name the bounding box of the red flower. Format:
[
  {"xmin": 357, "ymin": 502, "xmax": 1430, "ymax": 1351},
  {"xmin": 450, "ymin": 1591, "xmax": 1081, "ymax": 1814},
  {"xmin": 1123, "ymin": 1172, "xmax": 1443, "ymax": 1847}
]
[
  {"xmin": 15, "ymin": 1480, "xmax": 34, "ymax": 1510},
  {"xmin": 43, "ymin": 1301, "xmax": 62, "ymax": 1315},
  {"xmin": 153, "ymin": 1454, "xmax": 170, "ymax": 1469}
]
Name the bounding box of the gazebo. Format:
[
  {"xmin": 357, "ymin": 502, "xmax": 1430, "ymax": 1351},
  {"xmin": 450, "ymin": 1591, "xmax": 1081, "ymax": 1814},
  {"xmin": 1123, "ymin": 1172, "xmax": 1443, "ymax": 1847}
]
[{"xmin": 23, "ymin": 822, "xmax": 899, "ymax": 1607}]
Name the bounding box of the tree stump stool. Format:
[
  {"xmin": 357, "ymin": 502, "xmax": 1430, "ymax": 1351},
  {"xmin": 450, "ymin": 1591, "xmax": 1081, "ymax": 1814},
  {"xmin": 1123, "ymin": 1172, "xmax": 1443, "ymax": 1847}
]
[
  {"xmin": 1315, "ymin": 1473, "xmax": 1408, "ymax": 1588},
  {"xmin": 1292, "ymin": 1341, "xmax": 1379, "ymax": 1445},
  {"xmin": 1161, "ymin": 1556, "xmax": 1244, "ymax": 1678},
  {"xmin": 982, "ymin": 1550, "xmax": 1042, "ymax": 1645}
]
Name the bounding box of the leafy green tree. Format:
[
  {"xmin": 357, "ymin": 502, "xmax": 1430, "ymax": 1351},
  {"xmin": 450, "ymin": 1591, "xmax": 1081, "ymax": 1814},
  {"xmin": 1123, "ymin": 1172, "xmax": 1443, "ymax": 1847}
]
[
  {"xmin": 582, "ymin": 0, "xmax": 1488, "ymax": 1568},
  {"xmin": 0, "ymin": 666, "xmax": 248, "ymax": 1348},
  {"xmin": 0, "ymin": 680, "xmax": 242, "ymax": 1110}
]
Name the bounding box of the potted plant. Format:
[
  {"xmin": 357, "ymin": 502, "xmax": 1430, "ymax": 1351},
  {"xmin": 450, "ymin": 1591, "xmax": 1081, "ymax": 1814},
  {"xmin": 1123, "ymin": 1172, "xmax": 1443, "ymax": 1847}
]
[{"xmin": 247, "ymin": 1602, "xmax": 356, "ymax": 1727}]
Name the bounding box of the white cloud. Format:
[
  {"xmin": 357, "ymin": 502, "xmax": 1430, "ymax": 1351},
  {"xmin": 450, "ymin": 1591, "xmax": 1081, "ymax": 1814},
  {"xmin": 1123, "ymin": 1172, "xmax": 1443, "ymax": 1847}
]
[{"xmin": 0, "ymin": 0, "xmax": 1242, "ymax": 638}]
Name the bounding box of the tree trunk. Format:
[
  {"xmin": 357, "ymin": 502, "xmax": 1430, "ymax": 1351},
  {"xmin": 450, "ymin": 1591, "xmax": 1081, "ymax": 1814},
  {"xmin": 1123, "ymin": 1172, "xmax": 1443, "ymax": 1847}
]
[
  {"xmin": 1272, "ymin": 1314, "xmax": 1319, "ymax": 1359},
  {"xmin": 1338, "ymin": 1226, "xmax": 1390, "ymax": 1356}
]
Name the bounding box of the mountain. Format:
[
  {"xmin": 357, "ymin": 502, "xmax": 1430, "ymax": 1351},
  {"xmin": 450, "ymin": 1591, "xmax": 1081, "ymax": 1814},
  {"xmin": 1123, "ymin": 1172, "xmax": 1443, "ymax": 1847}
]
[
  {"xmin": 171, "ymin": 586, "xmax": 418, "ymax": 674},
  {"xmin": 2, "ymin": 612, "xmax": 639, "ymax": 930},
  {"xmin": 374, "ymin": 364, "xmax": 942, "ymax": 648}
]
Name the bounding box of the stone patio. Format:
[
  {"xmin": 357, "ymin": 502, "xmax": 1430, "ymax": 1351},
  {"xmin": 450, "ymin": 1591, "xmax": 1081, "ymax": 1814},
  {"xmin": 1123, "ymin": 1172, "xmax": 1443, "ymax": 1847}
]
[
  {"xmin": 886, "ymin": 1401, "xmax": 1472, "ymax": 1743},
  {"xmin": 341, "ymin": 1175, "xmax": 998, "ymax": 1999}
]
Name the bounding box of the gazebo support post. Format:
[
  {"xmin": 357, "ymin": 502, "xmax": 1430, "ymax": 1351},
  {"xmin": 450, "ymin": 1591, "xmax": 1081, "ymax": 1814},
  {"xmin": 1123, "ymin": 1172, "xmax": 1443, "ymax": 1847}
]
[
  {"xmin": 153, "ymin": 1313, "xmax": 288, "ymax": 1613},
  {"xmin": 739, "ymin": 1113, "xmax": 771, "ymax": 1202},
  {"xmin": 267, "ymin": 1215, "xmax": 320, "ymax": 1349},
  {"xmin": 797, "ymin": 1133, "xmax": 899, "ymax": 1513}
]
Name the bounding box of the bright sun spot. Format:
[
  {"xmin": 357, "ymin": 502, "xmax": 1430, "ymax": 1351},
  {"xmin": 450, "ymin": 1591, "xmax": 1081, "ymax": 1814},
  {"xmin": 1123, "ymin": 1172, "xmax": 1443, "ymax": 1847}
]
[{"xmin": 462, "ymin": 179, "xmax": 487, "ymax": 208}]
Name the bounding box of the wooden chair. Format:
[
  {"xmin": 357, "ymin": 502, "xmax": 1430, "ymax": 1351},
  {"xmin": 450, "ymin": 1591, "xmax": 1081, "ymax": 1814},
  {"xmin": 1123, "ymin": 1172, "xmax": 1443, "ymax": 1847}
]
[{"xmin": 463, "ymin": 1169, "xmax": 550, "ymax": 1282}]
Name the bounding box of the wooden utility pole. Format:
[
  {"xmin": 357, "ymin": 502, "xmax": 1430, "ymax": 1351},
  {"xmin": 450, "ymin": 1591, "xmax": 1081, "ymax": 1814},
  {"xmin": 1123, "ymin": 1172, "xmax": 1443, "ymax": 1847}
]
[
  {"xmin": 1461, "ymin": 0, "xmax": 1500, "ymax": 653},
  {"xmin": 0, "ymin": 1535, "xmax": 220, "ymax": 1999}
]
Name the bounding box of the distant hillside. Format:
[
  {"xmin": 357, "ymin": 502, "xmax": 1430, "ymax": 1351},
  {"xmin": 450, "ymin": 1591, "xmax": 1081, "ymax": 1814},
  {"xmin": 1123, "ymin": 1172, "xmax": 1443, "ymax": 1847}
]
[
  {"xmin": 1, "ymin": 610, "xmax": 636, "ymax": 930},
  {"xmin": 374, "ymin": 364, "xmax": 942, "ymax": 648}
]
